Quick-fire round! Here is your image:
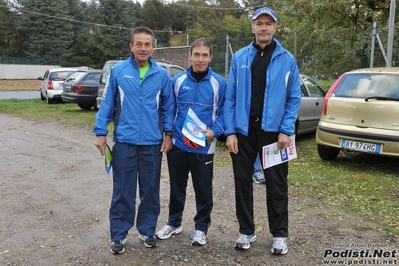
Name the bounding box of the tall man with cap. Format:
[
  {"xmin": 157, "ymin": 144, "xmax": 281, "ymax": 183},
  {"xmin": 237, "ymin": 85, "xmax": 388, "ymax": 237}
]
[{"xmin": 224, "ymin": 7, "xmax": 301, "ymax": 254}]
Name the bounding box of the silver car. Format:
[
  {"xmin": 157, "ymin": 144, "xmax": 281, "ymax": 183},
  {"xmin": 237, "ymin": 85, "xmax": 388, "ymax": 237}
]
[
  {"xmin": 38, "ymin": 67, "xmax": 78, "ymax": 104},
  {"xmin": 296, "ymin": 74, "xmax": 326, "ymax": 135},
  {"xmin": 96, "ymin": 60, "xmax": 185, "ymax": 110}
]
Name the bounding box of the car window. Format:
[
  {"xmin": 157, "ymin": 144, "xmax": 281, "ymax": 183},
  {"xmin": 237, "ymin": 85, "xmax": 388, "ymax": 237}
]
[
  {"xmin": 170, "ymin": 66, "xmax": 184, "ymax": 77},
  {"xmin": 43, "ymin": 70, "xmax": 49, "ymax": 79},
  {"xmin": 82, "ymin": 73, "xmax": 101, "ymax": 84},
  {"xmin": 300, "ymin": 83, "xmax": 307, "ymax": 97},
  {"xmin": 303, "ymin": 77, "xmax": 325, "ymax": 97},
  {"xmin": 334, "ymin": 74, "xmax": 399, "ymax": 98},
  {"xmin": 101, "ymin": 62, "xmax": 119, "ymax": 85},
  {"xmin": 49, "ymin": 71, "xmax": 75, "ymax": 81},
  {"xmin": 67, "ymin": 71, "xmax": 86, "ymax": 81}
]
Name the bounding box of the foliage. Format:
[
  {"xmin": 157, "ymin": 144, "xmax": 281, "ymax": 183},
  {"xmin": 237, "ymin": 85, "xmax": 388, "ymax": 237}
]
[
  {"xmin": 0, "ymin": 0, "xmax": 24, "ymax": 57},
  {"xmin": 17, "ymin": 0, "xmax": 76, "ymax": 64},
  {"xmin": 0, "ymin": 0, "xmax": 398, "ymax": 77}
]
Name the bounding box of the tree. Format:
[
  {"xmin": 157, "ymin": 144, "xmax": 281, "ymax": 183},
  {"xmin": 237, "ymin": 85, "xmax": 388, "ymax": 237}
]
[
  {"xmin": 96, "ymin": 0, "xmax": 140, "ymax": 58},
  {"xmin": 74, "ymin": 27, "xmax": 115, "ymax": 68},
  {"xmin": 0, "ymin": 0, "xmax": 25, "ymax": 58},
  {"xmin": 17, "ymin": 0, "xmax": 75, "ymax": 65}
]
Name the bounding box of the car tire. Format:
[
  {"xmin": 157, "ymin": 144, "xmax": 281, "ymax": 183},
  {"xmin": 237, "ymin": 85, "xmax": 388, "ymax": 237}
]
[
  {"xmin": 78, "ymin": 103, "xmax": 93, "ymax": 110},
  {"xmin": 92, "ymin": 100, "xmax": 99, "ymax": 111},
  {"xmin": 40, "ymin": 91, "xmax": 45, "ymax": 101},
  {"xmin": 46, "ymin": 96, "xmax": 53, "ymax": 104},
  {"xmin": 317, "ymin": 144, "xmax": 340, "ymax": 160}
]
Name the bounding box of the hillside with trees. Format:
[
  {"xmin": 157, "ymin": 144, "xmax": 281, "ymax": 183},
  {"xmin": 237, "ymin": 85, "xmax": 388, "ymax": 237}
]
[{"xmin": 0, "ymin": 0, "xmax": 397, "ymax": 78}]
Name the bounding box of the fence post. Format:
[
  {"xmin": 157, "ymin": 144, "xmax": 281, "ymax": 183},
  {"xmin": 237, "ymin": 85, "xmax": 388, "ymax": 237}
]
[{"xmin": 225, "ymin": 34, "xmax": 229, "ymax": 79}]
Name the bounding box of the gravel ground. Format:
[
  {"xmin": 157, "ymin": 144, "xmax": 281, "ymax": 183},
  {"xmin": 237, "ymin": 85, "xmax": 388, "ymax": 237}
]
[{"xmin": 0, "ymin": 113, "xmax": 397, "ymax": 266}]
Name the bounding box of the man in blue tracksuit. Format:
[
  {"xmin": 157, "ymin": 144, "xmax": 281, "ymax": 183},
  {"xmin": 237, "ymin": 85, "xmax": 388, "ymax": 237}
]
[
  {"xmin": 93, "ymin": 26, "xmax": 175, "ymax": 254},
  {"xmin": 224, "ymin": 7, "xmax": 301, "ymax": 254},
  {"xmin": 156, "ymin": 38, "xmax": 226, "ymax": 246}
]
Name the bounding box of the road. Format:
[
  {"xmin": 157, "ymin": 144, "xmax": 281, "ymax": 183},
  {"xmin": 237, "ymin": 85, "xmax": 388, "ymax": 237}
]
[{"xmin": 0, "ymin": 91, "xmax": 39, "ymax": 99}]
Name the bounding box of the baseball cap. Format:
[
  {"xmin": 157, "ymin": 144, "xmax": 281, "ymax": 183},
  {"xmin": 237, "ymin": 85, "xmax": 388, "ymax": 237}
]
[{"xmin": 252, "ymin": 7, "xmax": 277, "ymax": 22}]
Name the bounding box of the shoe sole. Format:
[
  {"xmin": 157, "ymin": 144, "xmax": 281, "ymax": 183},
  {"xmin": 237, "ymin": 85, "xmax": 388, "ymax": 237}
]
[
  {"xmin": 271, "ymin": 248, "xmax": 288, "ymax": 255},
  {"xmin": 192, "ymin": 240, "xmax": 206, "ymax": 246},
  {"xmin": 144, "ymin": 242, "xmax": 158, "ymax": 248},
  {"xmin": 252, "ymin": 178, "xmax": 265, "ymax": 184},
  {"xmin": 235, "ymin": 235, "xmax": 257, "ymax": 250},
  {"xmin": 139, "ymin": 235, "xmax": 158, "ymax": 248},
  {"xmin": 110, "ymin": 247, "xmax": 125, "ymax": 254},
  {"xmin": 110, "ymin": 239, "xmax": 127, "ymax": 254},
  {"xmin": 156, "ymin": 226, "xmax": 183, "ymax": 240}
]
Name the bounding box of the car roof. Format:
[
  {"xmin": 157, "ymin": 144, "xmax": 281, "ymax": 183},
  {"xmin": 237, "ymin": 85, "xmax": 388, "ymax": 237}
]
[
  {"xmin": 75, "ymin": 69, "xmax": 101, "ymax": 73},
  {"xmin": 48, "ymin": 67, "xmax": 79, "ymax": 72},
  {"xmin": 345, "ymin": 67, "xmax": 399, "ymax": 74}
]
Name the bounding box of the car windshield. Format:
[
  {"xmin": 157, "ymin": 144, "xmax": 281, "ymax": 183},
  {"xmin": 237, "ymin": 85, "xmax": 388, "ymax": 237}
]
[
  {"xmin": 49, "ymin": 71, "xmax": 75, "ymax": 81},
  {"xmin": 66, "ymin": 71, "xmax": 86, "ymax": 81},
  {"xmin": 101, "ymin": 63, "xmax": 117, "ymax": 84},
  {"xmin": 333, "ymin": 73, "xmax": 399, "ymax": 99}
]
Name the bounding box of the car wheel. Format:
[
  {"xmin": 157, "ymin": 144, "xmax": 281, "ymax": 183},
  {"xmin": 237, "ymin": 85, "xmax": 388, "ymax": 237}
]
[
  {"xmin": 40, "ymin": 91, "xmax": 45, "ymax": 101},
  {"xmin": 46, "ymin": 96, "xmax": 53, "ymax": 104},
  {"xmin": 78, "ymin": 103, "xmax": 93, "ymax": 110},
  {"xmin": 317, "ymin": 144, "xmax": 340, "ymax": 160},
  {"xmin": 92, "ymin": 100, "xmax": 99, "ymax": 111}
]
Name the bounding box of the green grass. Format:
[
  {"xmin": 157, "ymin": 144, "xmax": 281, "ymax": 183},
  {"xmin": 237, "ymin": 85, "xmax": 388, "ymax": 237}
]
[
  {"xmin": 291, "ymin": 134, "xmax": 399, "ymax": 235},
  {"xmin": 0, "ymin": 99, "xmax": 98, "ymax": 129},
  {"xmin": 1, "ymin": 98, "xmax": 398, "ymax": 236}
]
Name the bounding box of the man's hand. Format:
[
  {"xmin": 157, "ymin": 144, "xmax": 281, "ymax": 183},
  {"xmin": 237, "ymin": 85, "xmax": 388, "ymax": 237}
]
[
  {"xmin": 161, "ymin": 135, "xmax": 173, "ymax": 153},
  {"xmin": 94, "ymin": 136, "xmax": 107, "ymax": 156},
  {"xmin": 226, "ymin": 134, "xmax": 238, "ymax": 154},
  {"xmin": 200, "ymin": 129, "xmax": 215, "ymax": 141},
  {"xmin": 277, "ymin": 133, "xmax": 290, "ymax": 150}
]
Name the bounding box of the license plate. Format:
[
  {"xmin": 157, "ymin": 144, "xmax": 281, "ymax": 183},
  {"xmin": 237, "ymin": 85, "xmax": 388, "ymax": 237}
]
[{"xmin": 341, "ymin": 139, "xmax": 380, "ymax": 153}]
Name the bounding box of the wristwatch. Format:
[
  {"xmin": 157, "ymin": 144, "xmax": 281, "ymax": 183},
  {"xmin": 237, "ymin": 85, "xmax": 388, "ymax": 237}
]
[{"xmin": 165, "ymin": 131, "xmax": 173, "ymax": 137}]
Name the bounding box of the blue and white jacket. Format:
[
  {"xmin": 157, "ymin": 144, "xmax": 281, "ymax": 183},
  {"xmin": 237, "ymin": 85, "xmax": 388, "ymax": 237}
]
[
  {"xmin": 172, "ymin": 67, "xmax": 226, "ymax": 154},
  {"xmin": 93, "ymin": 54, "xmax": 175, "ymax": 145},
  {"xmin": 224, "ymin": 39, "xmax": 301, "ymax": 136}
]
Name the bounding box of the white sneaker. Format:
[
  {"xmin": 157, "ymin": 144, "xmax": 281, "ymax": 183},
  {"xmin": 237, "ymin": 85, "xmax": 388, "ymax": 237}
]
[
  {"xmin": 192, "ymin": 230, "xmax": 206, "ymax": 246},
  {"xmin": 270, "ymin": 237, "xmax": 288, "ymax": 255},
  {"xmin": 156, "ymin": 224, "xmax": 182, "ymax": 240},
  {"xmin": 235, "ymin": 233, "xmax": 257, "ymax": 250}
]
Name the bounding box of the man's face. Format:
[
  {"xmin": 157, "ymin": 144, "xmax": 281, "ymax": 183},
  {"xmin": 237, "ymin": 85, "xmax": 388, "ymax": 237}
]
[
  {"xmin": 129, "ymin": 32, "xmax": 154, "ymax": 66},
  {"xmin": 189, "ymin": 45, "xmax": 212, "ymax": 73},
  {"xmin": 252, "ymin": 15, "xmax": 276, "ymax": 47}
]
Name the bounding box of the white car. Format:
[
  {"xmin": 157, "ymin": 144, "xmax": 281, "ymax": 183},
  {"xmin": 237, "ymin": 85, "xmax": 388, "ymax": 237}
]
[{"xmin": 38, "ymin": 68, "xmax": 78, "ymax": 104}]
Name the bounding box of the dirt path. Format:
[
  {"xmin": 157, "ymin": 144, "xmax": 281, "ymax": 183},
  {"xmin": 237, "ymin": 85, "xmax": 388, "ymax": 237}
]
[{"xmin": 0, "ymin": 114, "xmax": 397, "ymax": 266}]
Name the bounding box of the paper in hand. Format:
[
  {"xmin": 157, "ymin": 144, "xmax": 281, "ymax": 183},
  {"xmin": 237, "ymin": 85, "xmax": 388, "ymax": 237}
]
[{"xmin": 104, "ymin": 144, "xmax": 112, "ymax": 176}]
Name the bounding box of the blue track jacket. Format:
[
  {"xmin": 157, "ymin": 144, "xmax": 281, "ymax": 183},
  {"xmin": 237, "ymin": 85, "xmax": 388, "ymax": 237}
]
[
  {"xmin": 172, "ymin": 67, "xmax": 226, "ymax": 154},
  {"xmin": 93, "ymin": 55, "xmax": 175, "ymax": 145},
  {"xmin": 224, "ymin": 39, "xmax": 301, "ymax": 136}
]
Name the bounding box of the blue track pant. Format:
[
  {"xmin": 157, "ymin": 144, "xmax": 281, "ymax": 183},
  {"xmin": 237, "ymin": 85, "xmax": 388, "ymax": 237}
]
[{"xmin": 109, "ymin": 142, "xmax": 162, "ymax": 241}]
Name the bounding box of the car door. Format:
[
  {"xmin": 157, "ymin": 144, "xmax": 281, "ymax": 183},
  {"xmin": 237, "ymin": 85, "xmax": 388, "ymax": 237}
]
[
  {"xmin": 40, "ymin": 70, "xmax": 50, "ymax": 96},
  {"xmin": 297, "ymin": 75, "xmax": 326, "ymax": 134}
]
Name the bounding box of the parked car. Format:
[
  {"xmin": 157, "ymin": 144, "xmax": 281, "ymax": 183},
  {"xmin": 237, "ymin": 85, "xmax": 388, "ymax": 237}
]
[
  {"xmin": 316, "ymin": 67, "xmax": 399, "ymax": 160},
  {"xmin": 95, "ymin": 59, "xmax": 185, "ymax": 109},
  {"xmin": 61, "ymin": 69, "xmax": 101, "ymax": 110},
  {"xmin": 297, "ymin": 74, "xmax": 326, "ymax": 135},
  {"xmin": 39, "ymin": 67, "xmax": 78, "ymax": 104}
]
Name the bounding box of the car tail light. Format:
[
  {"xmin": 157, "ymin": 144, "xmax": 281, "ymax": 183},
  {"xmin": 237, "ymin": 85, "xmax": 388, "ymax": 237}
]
[
  {"xmin": 74, "ymin": 84, "xmax": 83, "ymax": 93},
  {"xmin": 322, "ymin": 74, "xmax": 344, "ymax": 115},
  {"xmin": 47, "ymin": 80, "xmax": 54, "ymax": 90}
]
